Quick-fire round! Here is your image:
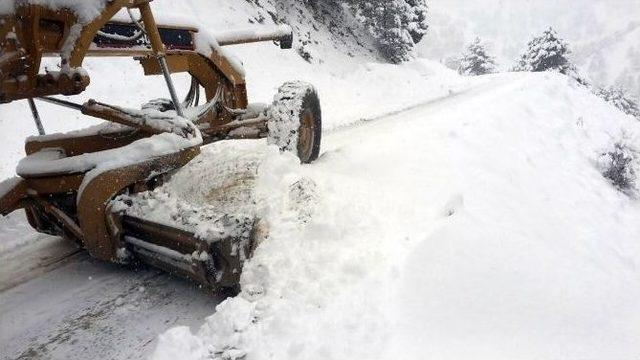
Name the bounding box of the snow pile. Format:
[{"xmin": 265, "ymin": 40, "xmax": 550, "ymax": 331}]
[
  {"xmin": 114, "ymin": 141, "xmax": 265, "ymax": 241},
  {"xmin": 151, "ymin": 71, "xmax": 640, "ymax": 360}
]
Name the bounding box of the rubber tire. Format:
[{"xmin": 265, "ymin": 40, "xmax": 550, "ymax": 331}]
[{"xmin": 267, "ymin": 81, "xmax": 322, "ymax": 164}]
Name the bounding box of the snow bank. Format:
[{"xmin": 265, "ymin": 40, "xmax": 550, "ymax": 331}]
[{"xmin": 152, "ymin": 72, "xmax": 640, "ymax": 360}]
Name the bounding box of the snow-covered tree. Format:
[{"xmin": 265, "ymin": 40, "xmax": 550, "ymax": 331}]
[
  {"xmin": 403, "ymin": 0, "xmax": 429, "ymax": 44},
  {"xmin": 458, "ymin": 37, "xmax": 497, "ymax": 76},
  {"xmin": 343, "ymin": 0, "xmax": 429, "ymax": 63},
  {"xmin": 595, "ymin": 86, "xmax": 640, "ymax": 120},
  {"xmin": 515, "ymin": 28, "xmax": 575, "ymax": 74},
  {"xmin": 600, "ymin": 142, "xmax": 638, "ymax": 194},
  {"xmin": 302, "ymin": 0, "xmax": 428, "ymax": 63}
]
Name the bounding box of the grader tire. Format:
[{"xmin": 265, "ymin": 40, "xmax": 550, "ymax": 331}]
[{"xmin": 267, "ymin": 81, "xmax": 322, "ymax": 164}]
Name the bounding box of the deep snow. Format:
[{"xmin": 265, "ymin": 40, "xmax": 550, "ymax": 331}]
[{"xmin": 148, "ymin": 71, "xmax": 640, "ymax": 360}]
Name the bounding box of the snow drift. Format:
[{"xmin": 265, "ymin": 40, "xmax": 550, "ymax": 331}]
[{"xmin": 151, "ymin": 71, "xmax": 640, "ymax": 360}]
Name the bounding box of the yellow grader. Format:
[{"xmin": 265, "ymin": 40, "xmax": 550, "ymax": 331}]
[{"xmin": 0, "ymin": 0, "xmax": 322, "ymax": 293}]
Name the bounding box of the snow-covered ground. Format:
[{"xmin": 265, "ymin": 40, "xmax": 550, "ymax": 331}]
[
  {"xmin": 2, "ymin": 1, "xmax": 640, "ymax": 360},
  {"xmin": 149, "ymin": 71, "xmax": 640, "ymax": 360},
  {"xmin": 0, "ymin": 233, "xmax": 222, "ymax": 360}
]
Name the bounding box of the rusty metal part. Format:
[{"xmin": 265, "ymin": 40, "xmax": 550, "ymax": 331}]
[
  {"xmin": 77, "ymin": 146, "xmax": 200, "ymax": 262},
  {"xmin": 33, "ymin": 198, "xmax": 84, "ymax": 242},
  {"xmin": 137, "ymin": 1, "xmax": 185, "ymax": 118},
  {"xmin": 0, "ymin": 179, "xmax": 27, "ymax": 216},
  {"xmin": 23, "ymin": 174, "xmax": 85, "ymax": 193},
  {"xmin": 119, "ymin": 215, "xmax": 249, "ymax": 288},
  {"xmin": 299, "ymin": 110, "xmax": 315, "ymax": 162},
  {"xmin": 81, "ymin": 99, "xmax": 194, "ymax": 137},
  {"xmin": 37, "ymin": 95, "xmax": 83, "ymax": 110},
  {"xmin": 1, "ymin": 71, "xmax": 91, "ymax": 103},
  {"xmin": 25, "ymin": 129, "xmax": 145, "ymax": 157},
  {"xmin": 1, "ymin": 0, "xmax": 246, "ymax": 113}
]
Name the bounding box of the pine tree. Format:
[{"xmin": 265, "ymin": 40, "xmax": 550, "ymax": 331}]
[
  {"xmin": 458, "ymin": 37, "xmax": 497, "ymax": 76},
  {"xmin": 596, "ymin": 86, "xmax": 640, "ymax": 120},
  {"xmin": 342, "ymin": 0, "xmax": 429, "ymax": 64},
  {"xmin": 516, "ymin": 28, "xmax": 575, "ymax": 74},
  {"xmin": 403, "ymin": 0, "xmax": 429, "ymax": 44},
  {"xmin": 301, "ymin": 0, "xmax": 428, "ymax": 64}
]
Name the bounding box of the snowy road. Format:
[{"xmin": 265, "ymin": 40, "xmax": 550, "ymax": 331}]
[
  {"xmin": 0, "ymin": 230, "xmax": 223, "ymax": 360},
  {"xmin": 0, "ymin": 81, "xmax": 480, "ymax": 360}
]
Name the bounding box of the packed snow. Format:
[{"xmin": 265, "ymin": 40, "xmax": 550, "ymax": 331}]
[{"xmin": 113, "ymin": 140, "xmax": 264, "ymax": 242}]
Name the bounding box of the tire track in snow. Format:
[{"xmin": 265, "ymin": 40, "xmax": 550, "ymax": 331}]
[{"xmin": 326, "ymin": 75, "xmax": 519, "ymax": 135}]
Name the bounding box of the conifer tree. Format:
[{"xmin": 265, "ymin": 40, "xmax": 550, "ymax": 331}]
[
  {"xmin": 596, "ymin": 86, "xmax": 640, "ymax": 120},
  {"xmin": 516, "ymin": 28, "xmax": 575, "ymax": 74},
  {"xmin": 342, "ymin": 0, "xmax": 429, "ymax": 63},
  {"xmin": 458, "ymin": 37, "xmax": 497, "ymax": 76}
]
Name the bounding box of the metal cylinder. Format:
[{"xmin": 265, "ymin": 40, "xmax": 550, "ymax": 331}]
[
  {"xmin": 158, "ymin": 56, "xmax": 185, "ymax": 117},
  {"xmin": 138, "ymin": 2, "xmax": 185, "ymax": 118},
  {"xmin": 27, "ymin": 98, "xmax": 45, "ymax": 135}
]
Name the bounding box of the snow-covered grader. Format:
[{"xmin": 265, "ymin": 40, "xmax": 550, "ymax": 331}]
[{"xmin": 0, "ymin": 0, "xmax": 321, "ymax": 292}]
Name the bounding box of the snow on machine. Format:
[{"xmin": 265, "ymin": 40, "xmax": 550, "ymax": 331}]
[{"xmin": 0, "ymin": 0, "xmax": 322, "ymax": 293}]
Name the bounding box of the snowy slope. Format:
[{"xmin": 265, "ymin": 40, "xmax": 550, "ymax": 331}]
[
  {"xmin": 420, "ymin": 0, "xmax": 640, "ymax": 98},
  {"xmin": 151, "ymin": 72, "xmax": 640, "ymax": 360}
]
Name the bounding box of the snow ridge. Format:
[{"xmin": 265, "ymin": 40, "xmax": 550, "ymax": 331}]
[{"xmin": 152, "ymin": 72, "xmax": 640, "ymax": 360}]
